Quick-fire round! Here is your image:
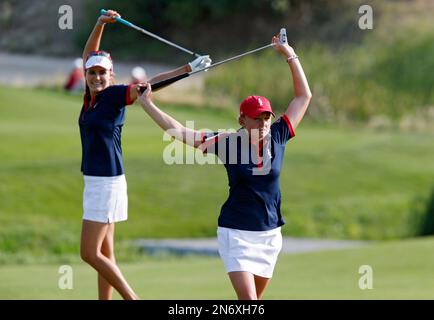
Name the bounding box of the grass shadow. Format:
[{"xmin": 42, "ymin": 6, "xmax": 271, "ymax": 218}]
[{"xmin": 420, "ymin": 186, "xmax": 434, "ymax": 236}]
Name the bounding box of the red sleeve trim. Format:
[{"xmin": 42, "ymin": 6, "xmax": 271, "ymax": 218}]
[
  {"xmin": 125, "ymin": 84, "xmax": 135, "ymax": 106},
  {"xmin": 282, "ymin": 114, "xmax": 295, "ymax": 138},
  {"xmin": 200, "ymin": 132, "xmax": 207, "ymax": 154}
]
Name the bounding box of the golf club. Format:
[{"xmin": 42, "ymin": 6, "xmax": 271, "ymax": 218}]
[
  {"xmin": 100, "ymin": 9, "xmax": 201, "ymax": 58},
  {"xmin": 147, "ymin": 28, "xmax": 287, "ymax": 92}
]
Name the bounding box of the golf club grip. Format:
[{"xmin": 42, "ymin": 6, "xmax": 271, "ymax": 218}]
[
  {"xmin": 279, "ymin": 28, "xmax": 287, "ymax": 44},
  {"xmin": 100, "ymin": 9, "xmax": 130, "ymax": 26},
  {"xmin": 143, "ymin": 73, "xmax": 190, "ymax": 93}
]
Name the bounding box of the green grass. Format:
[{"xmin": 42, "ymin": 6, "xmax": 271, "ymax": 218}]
[
  {"xmin": 0, "ymin": 85, "xmax": 433, "ymax": 260},
  {"xmin": 1, "ymin": 237, "xmax": 434, "ymax": 299},
  {"xmin": 205, "ymin": 1, "xmax": 434, "ymax": 124}
]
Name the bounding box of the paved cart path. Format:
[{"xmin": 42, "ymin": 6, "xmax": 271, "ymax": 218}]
[{"xmin": 135, "ymin": 237, "xmax": 370, "ymax": 256}]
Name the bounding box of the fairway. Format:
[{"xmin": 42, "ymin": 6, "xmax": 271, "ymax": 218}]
[
  {"xmin": 1, "ymin": 85, "xmax": 433, "ymax": 262},
  {"xmin": 1, "ymin": 237, "xmax": 434, "ymax": 299},
  {"xmin": 2, "ymin": 0, "xmax": 434, "ymax": 303}
]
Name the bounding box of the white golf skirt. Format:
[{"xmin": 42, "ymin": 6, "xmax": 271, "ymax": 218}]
[
  {"xmin": 83, "ymin": 174, "xmax": 128, "ymax": 223},
  {"xmin": 217, "ymin": 226, "xmax": 282, "ymax": 278}
]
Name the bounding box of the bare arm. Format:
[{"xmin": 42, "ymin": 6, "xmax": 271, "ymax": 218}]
[
  {"xmin": 136, "ymin": 83, "xmax": 203, "ymax": 148},
  {"xmin": 83, "ymin": 10, "xmax": 144, "ymax": 104},
  {"xmin": 82, "ymin": 10, "xmax": 120, "ymax": 64},
  {"xmin": 272, "ymin": 36, "xmax": 312, "ymax": 129}
]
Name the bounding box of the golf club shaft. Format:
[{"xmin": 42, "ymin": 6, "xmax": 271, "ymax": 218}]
[
  {"xmin": 100, "ymin": 9, "xmax": 200, "ymax": 57},
  {"xmin": 190, "ymin": 43, "xmax": 275, "ymax": 75},
  {"xmin": 141, "ymin": 42, "xmax": 275, "ymax": 93}
]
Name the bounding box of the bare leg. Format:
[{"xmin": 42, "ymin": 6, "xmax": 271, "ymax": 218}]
[
  {"xmin": 98, "ymin": 223, "xmax": 115, "ymax": 300},
  {"xmin": 228, "ymin": 271, "xmax": 257, "ymax": 300},
  {"xmin": 254, "ymin": 275, "xmax": 271, "ymax": 299},
  {"xmin": 80, "ymin": 220, "xmax": 139, "ymax": 300}
]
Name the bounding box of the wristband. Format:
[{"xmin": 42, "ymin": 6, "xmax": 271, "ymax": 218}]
[{"xmin": 287, "ymin": 55, "xmax": 298, "ymax": 62}]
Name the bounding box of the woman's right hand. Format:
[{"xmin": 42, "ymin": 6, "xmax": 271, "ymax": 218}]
[
  {"xmin": 98, "ymin": 10, "xmax": 120, "ymax": 25},
  {"xmin": 137, "ymin": 82, "xmax": 153, "ymax": 107}
]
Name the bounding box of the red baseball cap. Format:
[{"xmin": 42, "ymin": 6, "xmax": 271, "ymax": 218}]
[{"xmin": 239, "ymin": 95, "xmax": 275, "ymax": 119}]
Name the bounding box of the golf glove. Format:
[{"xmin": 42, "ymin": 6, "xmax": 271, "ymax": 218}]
[{"xmin": 188, "ymin": 55, "xmax": 212, "ymax": 72}]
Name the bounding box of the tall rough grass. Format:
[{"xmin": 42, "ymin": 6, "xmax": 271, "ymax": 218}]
[{"xmin": 205, "ymin": 2, "xmax": 434, "ymax": 128}]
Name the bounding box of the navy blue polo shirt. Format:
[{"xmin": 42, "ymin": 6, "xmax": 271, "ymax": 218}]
[
  {"xmin": 79, "ymin": 85, "xmax": 134, "ymax": 177},
  {"xmin": 201, "ymin": 115, "xmax": 295, "ymax": 231}
]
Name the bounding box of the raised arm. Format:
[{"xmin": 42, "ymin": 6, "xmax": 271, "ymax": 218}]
[
  {"xmin": 82, "ymin": 10, "xmax": 120, "ymax": 63},
  {"xmin": 128, "ymin": 55, "xmax": 212, "ymax": 101},
  {"xmin": 149, "ymin": 65, "xmax": 191, "ymax": 85},
  {"xmin": 272, "ymin": 36, "xmax": 312, "ymax": 129},
  {"xmin": 127, "ymin": 64, "xmax": 191, "ymax": 101},
  {"xmin": 136, "ymin": 83, "xmax": 203, "ymax": 148}
]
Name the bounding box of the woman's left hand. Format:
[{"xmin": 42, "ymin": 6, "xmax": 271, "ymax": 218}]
[
  {"xmin": 98, "ymin": 9, "xmax": 120, "ymax": 24},
  {"xmin": 272, "ymin": 35, "xmax": 296, "ymax": 59}
]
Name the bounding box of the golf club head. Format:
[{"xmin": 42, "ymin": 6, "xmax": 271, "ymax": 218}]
[{"xmin": 279, "ymin": 28, "xmax": 287, "ymax": 45}]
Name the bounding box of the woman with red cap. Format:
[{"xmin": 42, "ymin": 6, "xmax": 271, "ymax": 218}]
[
  {"xmin": 137, "ymin": 34, "xmax": 312, "ymax": 299},
  {"xmin": 79, "ymin": 9, "xmax": 211, "ymax": 300}
]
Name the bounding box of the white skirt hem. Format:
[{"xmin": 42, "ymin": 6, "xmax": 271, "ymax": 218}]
[
  {"xmin": 217, "ymin": 226, "xmax": 282, "ymax": 279},
  {"xmin": 82, "ymin": 174, "xmax": 128, "ymax": 223}
]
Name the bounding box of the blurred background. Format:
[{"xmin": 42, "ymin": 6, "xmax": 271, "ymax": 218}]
[{"xmin": 0, "ymin": 0, "xmax": 433, "ymax": 299}]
